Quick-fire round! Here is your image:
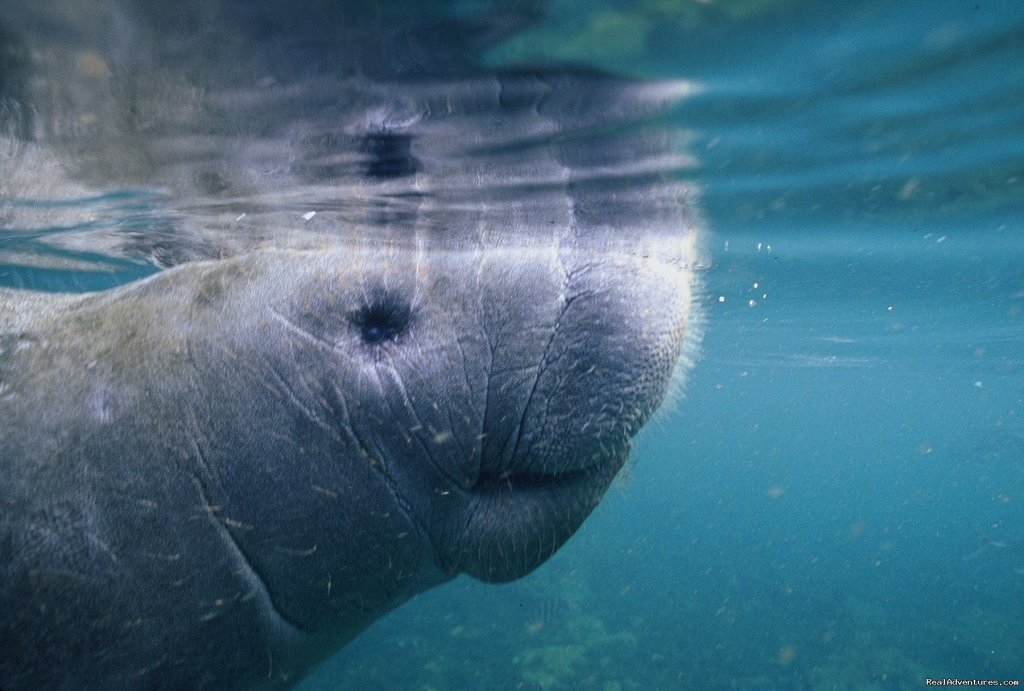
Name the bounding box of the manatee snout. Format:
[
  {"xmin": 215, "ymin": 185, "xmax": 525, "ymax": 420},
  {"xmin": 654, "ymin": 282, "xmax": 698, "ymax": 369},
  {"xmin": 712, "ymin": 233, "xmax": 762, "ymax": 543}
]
[{"xmin": 428, "ymin": 239, "xmax": 698, "ymax": 581}]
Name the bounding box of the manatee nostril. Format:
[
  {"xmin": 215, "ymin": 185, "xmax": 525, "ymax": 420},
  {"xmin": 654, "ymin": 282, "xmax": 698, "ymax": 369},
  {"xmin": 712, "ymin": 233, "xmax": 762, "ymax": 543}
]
[
  {"xmin": 361, "ymin": 322, "xmax": 388, "ymax": 344},
  {"xmin": 351, "ymin": 297, "xmax": 413, "ymax": 346}
]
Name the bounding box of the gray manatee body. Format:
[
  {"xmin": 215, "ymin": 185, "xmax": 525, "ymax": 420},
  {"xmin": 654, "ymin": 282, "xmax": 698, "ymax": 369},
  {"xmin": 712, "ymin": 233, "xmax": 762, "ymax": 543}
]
[
  {"xmin": 0, "ymin": 1, "xmax": 702, "ymax": 687},
  {"xmin": 0, "ymin": 234, "xmax": 698, "ymax": 688}
]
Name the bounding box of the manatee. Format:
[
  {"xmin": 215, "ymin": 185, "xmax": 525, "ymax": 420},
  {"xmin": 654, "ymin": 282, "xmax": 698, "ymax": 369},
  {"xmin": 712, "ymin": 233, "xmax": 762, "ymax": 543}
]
[
  {"xmin": 0, "ymin": 1, "xmax": 702, "ymax": 688},
  {"xmin": 0, "ymin": 233, "xmax": 698, "ymax": 688}
]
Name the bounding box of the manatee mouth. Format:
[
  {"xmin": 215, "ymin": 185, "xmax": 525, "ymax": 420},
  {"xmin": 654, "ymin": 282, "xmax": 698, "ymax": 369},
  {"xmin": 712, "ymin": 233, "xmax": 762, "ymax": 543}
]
[
  {"xmin": 450, "ymin": 450, "xmax": 625, "ymax": 584},
  {"xmin": 470, "ymin": 464, "xmax": 592, "ymax": 495}
]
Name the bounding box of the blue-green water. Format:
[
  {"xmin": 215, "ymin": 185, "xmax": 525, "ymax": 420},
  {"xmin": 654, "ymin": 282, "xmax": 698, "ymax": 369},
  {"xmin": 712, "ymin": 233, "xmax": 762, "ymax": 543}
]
[
  {"xmin": 303, "ymin": 2, "xmax": 1024, "ymax": 688},
  {"xmin": 4, "ymin": 0, "xmax": 1023, "ymax": 688}
]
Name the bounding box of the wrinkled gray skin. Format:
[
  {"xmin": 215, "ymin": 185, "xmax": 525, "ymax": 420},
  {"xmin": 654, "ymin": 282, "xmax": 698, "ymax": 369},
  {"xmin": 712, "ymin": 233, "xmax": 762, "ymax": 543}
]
[
  {"xmin": 1, "ymin": 237, "xmax": 695, "ymax": 688},
  {"xmin": 0, "ymin": 1, "xmax": 700, "ymax": 688}
]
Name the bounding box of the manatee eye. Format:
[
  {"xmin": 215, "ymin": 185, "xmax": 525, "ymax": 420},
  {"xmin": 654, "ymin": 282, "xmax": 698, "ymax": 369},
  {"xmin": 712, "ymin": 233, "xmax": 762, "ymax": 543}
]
[{"xmin": 351, "ymin": 296, "xmax": 412, "ymax": 346}]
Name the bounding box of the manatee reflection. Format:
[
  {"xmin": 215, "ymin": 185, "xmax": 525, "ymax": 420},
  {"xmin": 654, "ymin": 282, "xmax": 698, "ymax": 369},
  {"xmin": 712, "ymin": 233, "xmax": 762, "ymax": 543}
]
[{"xmin": 1, "ymin": 1, "xmax": 700, "ymax": 272}]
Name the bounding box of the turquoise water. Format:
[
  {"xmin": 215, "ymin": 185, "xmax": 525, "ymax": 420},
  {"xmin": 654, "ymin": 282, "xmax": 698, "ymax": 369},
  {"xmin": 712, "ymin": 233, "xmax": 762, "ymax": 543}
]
[
  {"xmin": 3, "ymin": 0, "xmax": 1022, "ymax": 688},
  {"xmin": 303, "ymin": 2, "xmax": 1024, "ymax": 689}
]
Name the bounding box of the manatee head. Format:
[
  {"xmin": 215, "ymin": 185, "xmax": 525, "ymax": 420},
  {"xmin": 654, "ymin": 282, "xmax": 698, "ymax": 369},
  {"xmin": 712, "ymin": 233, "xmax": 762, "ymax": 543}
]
[
  {"xmin": 144, "ymin": 226, "xmax": 701, "ymax": 644},
  {"xmin": 278, "ymin": 235, "xmax": 698, "ymax": 585},
  {"xmin": 0, "ymin": 205, "xmax": 699, "ymax": 690}
]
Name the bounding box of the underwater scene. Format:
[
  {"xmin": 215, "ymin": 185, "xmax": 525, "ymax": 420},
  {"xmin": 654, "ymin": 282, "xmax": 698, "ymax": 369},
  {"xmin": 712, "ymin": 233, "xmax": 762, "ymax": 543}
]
[
  {"xmin": 1, "ymin": 0, "xmax": 1022, "ymax": 689},
  {"xmin": 302, "ymin": 1, "xmax": 1024, "ymax": 689}
]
